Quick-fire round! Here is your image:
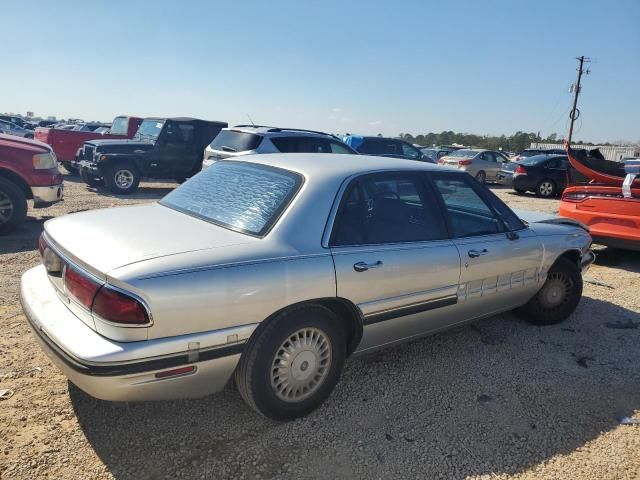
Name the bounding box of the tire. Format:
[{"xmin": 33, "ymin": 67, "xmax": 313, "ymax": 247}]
[
  {"xmin": 0, "ymin": 177, "xmax": 28, "ymax": 235},
  {"xmin": 536, "ymin": 179, "xmax": 556, "ymax": 198},
  {"xmin": 103, "ymin": 163, "xmax": 140, "ymax": 194},
  {"xmin": 514, "ymin": 256, "xmax": 583, "ymax": 325},
  {"xmin": 475, "ymin": 171, "xmax": 486, "ymax": 184},
  {"xmin": 235, "ymin": 304, "xmax": 346, "ymax": 421},
  {"xmin": 80, "ymin": 169, "xmax": 104, "ymax": 187}
]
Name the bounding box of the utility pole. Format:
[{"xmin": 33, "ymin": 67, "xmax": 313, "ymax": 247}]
[{"xmin": 568, "ymin": 56, "xmax": 590, "ymax": 146}]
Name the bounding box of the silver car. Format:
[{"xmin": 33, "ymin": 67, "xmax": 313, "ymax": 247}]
[
  {"xmin": 439, "ymin": 149, "xmax": 508, "ymax": 183},
  {"xmin": 0, "ymin": 119, "xmax": 34, "ymax": 139},
  {"xmin": 21, "ymin": 154, "xmax": 594, "ymax": 420}
]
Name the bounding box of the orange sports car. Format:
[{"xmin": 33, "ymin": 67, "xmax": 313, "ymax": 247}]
[{"xmin": 560, "ymin": 147, "xmax": 640, "ymax": 250}]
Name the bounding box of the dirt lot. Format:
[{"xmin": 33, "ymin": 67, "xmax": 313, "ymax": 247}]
[{"xmin": 1, "ymin": 175, "xmax": 639, "ymax": 480}]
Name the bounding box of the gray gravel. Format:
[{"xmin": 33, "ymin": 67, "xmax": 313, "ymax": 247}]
[{"xmin": 1, "ymin": 176, "xmax": 639, "ymax": 480}]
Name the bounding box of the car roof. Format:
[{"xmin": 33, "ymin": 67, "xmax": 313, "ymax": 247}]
[
  {"xmin": 224, "ymin": 125, "xmax": 339, "ymax": 138},
  {"xmin": 145, "ymin": 117, "xmax": 227, "ymax": 125},
  {"xmin": 225, "ymin": 153, "xmax": 446, "ymax": 179}
]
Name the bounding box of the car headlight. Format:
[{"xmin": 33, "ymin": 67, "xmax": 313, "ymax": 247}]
[{"xmin": 32, "ymin": 152, "xmax": 57, "ymax": 170}]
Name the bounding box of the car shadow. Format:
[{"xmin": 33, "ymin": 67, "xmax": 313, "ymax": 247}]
[
  {"xmin": 0, "ymin": 215, "xmax": 52, "ymax": 255},
  {"xmin": 592, "ymin": 246, "xmax": 640, "ymax": 274},
  {"xmin": 70, "ymin": 296, "xmax": 640, "ymax": 479}
]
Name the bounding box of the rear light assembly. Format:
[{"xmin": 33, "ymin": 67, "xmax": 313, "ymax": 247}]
[
  {"xmin": 64, "ymin": 266, "xmax": 100, "ymax": 310},
  {"xmin": 437, "ymin": 158, "xmax": 444, "ymax": 164},
  {"xmin": 38, "ymin": 232, "xmax": 47, "ymax": 256},
  {"xmin": 458, "ymin": 159, "xmax": 472, "ymax": 166},
  {"xmin": 514, "ymin": 165, "xmax": 526, "ymax": 175},
  {"xmin": 92, "ymin": 286, "xmax": 149, "ymax": 325}
]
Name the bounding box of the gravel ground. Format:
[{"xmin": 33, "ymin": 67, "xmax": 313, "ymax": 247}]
[{"xmin": 1, "ymin": 175, "xmax": 639, "ymax": 480}]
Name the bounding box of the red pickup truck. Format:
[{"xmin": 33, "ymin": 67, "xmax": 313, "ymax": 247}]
[
  {"xmin": 0, "ymin": 134, "xmax": 63, "ymax": 234},
  {"xmin": 34, "ymin": 116, "xmax": 142, "ymax": 171}
]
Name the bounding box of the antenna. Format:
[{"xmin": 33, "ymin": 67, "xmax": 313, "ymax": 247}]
[{"xmin": 246, "ymin": 114, "xmax": 256, "ymax": 127}]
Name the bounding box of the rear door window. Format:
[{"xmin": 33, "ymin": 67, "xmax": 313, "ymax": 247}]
[
  {"xmin": 400, "ymin": 142, "xmax": 421, "ymax": 159},
  {"xmin": 332, "ymin": 173, "xmax": 447, "ymax": 246},
  {"xmin": 357, "ymin": 139, "xmax": 399, "ymax": 156},
  {"xmin": 209, "ymin": 130, "xmax": 262, "ymax": 152}
]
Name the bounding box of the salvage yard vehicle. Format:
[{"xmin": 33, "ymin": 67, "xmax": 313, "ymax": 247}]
[
  {"xmin": 202, "ymin": 126, "xmax": 357, "ymax": 169},
  {"xmin": 34, "ymin": 115, "xmax": 142, "ymax": 172},
  {"xmin": 437, "ymin": 149, "xmax": 509, "ymax": 183},
  {"xmin": 0, "ymin": 119, "xmax": 34, "ymax": 139},
  {"xmin": 497, "ymin": 154, "xmax": 570, "ymax": 197},
  {"xmin": 0, "ymin": 134, "xmax": 63, "ymax": 234},
  {"xmin": 343, "ymin": 135, "xmax": 435, "ymax": 163},
  {"xmin": 559, "ymin": 147, "xmax": 640, "ymax": 250},
  {"xmin": 78, "ymin": 117, "xmax": 227, "ymax": 193},
  {"xmin": 21, "ymin": 154, "xmax": 594, "ymax": 420}
]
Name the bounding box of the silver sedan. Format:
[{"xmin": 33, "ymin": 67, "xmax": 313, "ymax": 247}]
[{"xmin": 21, "ymin": 154, "xmax": 594, "ymax": 420}]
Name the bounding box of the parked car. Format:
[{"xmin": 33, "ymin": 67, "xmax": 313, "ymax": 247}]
[
  {"xmin": 77, "ymin": 117, "xmax": 227, "ymax": 193},
  {"xmin": 0, "ymin": 119, "xmax": 34, "ymax": 139},
  {"xmin": 343, "ymin": 135, "xmax": 435, "ymax": 163},
  {"xmin": 0, "ymin": 115, "xmax": 29, "ymax": 129},
  {"xmin": 437, "ymin": 149, "xmax": 509, "ymax": 183},
  {"xmin": 37, "ymin": 120, "xmax": 58, "ymax": 128},
  {"xmin": 22, "ymin": 153, "xmax": 594, "ymax": 419},
  {"xmin": 559, "ymin": 147, "xmax": 640, "ymax": 250},
  {"xmin": 420, "ymin": 147, "xmax": 451, "ymax": 163},
  {"xmin": 0, "ymin": 134, "xmax": 63, "ymax": 234},
  {"xmin": 497, "ymin": 154, "xmax": 569, "ymax": 197},
  {"xmin": 34, "ymin": 115, "xmax": 142, "ymax": 171},
  {"xmin": 202, "ymin": 126, "xmax": 357, "ymax": 168}
]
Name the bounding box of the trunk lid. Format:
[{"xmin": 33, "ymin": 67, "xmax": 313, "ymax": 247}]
[{"xmin": 44, "ymin": 203, "xmax": 253, "ymax": 276}]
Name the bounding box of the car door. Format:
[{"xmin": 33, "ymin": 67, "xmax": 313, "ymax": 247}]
[
  {"xmin": 545, "ymin": 156, "xmax": 569, "ymax": 189},
  {"xmin": 429, "ymin": 172, "xmax": 543, "ymax": 320},
  {"xmin": 483, "ymin": 152, "xmax": 502, "ymax": 180},
  {"xmin": 155, "ymin": 121, "xmax": 198, "ymax": 178},
  {"xmin": 329, "ymin": 172, "xmax": 462, "ymax": 352}
]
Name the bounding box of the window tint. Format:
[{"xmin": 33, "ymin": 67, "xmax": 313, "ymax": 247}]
[
  {"xmin": 210, "ymin": 130, "xmax": 262, "ymax": 152},
  {"xmin": 165, "ymin": 122, "xmax": 195, "ymax": 145},
  {"xmin": 161, "ymin": 162, "xmax": 302, "ymax": 236},
  {"xmin": 401, "ymin": 142, "xmax": 421, "ymax": 159},
  {"xmin": 432, "ymin": 176, "xmax": 503, "ymax": 237},
  {"xmin": 332, "ymin": 174, "xmax": 446, "ymax": 246},
  {"xmin": 271, "ymin": 136, "xmax": 335, "ymax": 153},
  {"xmin": 546, "ymin": 157, "xmax": 568, "ymax": 169},
  {"xmin": 329, "ymin": 141, "xmax": 354, "ymax": 154},
  {"xmin": 357, "ymin": 139, "xmax": 399, "ymax": 156}
]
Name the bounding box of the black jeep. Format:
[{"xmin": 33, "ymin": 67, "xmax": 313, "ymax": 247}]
[{"xmin": 78, "ymin": 117, "xmax": 227, "ymax": 194}]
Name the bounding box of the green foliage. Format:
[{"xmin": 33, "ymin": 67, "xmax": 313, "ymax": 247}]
[{"xmin": 401, "ymin": 130, "xmax": 565, "ymax": 152}]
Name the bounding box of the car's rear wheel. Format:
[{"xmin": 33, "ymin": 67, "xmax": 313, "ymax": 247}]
[
  {"xmin": 536, "ymin": 179, "xmax": 556, "ymax": 198},
  {"xmin": 104, "ymin": 163, "xmax": 140, "ymax": 194},
  {"xmin": 0, "ymin": 177, "xmax": 27, "ymax": 235},
  {"xmin": 514, "ymin": 186, "xmax": 527, "ymax": 194},
  {"xmin": 235, "ymin": 304, "xmax": 346, "ymax": 421},
  {"xmin": 514, "ymin": 256, "xmax": 583, "ymax": 325},
  {"xmin": 475, "ymin": 171, "xmax": 486, "ymax": 184}
]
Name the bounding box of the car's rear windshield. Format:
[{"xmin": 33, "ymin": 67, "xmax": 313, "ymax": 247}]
[
  {"xmin": 160, "ymin": 162, "xmax": 302, "ymax": 236},
  {"xmin": 110, "ymin": 116, "xmax": 129, "ymax": 135},
  {"xmin": 209, "ymin": 130, "xmax": 262, "ymax": 152},
  {"xmin": 448, "ymin": 149, "xmax": 478, "ymax": 157}
]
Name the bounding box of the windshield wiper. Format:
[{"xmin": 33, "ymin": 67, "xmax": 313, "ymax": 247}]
[{"xmin": 220, "ymin": 145, "xmax": 237, "ymax": 152}]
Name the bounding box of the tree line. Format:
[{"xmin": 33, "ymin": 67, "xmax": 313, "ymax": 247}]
[{"xmin": 394, "ymin": 131, "xmax": 615, "ymax": 152}]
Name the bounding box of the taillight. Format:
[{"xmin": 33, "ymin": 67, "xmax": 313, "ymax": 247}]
[
  {"xmin": 38, "ymin": 232, "xmax": 47, "ymax": 256},
  {"xmin": 92, "ymin": 287, "xmax": 149, "ymax": 325},
  {"xmin": 437, "ymin": 158, "xmax": 444, "ymax": 164},
  {"xmin": 458, "ymin": 159, "xmax": 472, "ymax": 166},
  {"xmin": 562, "ymin": 192, "xmax": 588, "ymax": 202},
  {"xmin": 515, "ymin": 165, "xmax": 526, "ymax": 174},
  {"xmin": 64, "ymin": 266, "xmax": 100, "ymax": 310}
]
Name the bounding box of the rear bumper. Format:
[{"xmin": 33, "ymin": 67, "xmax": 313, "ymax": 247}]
[
  {"xmin": 496, "ymin": 172, "xmax": 514, "ymax": 186},
  {"xmin": 20, "ymin": 265, "xmax": 255, "ymax": 401},
  {"xmin": 32, "ymin": 183, "xmax": 63, "ymax": 207}
]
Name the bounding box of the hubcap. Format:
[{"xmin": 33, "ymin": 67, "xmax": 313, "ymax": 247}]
[
  {"xmin": 0, "ymin": 191, "xmax": 14, "ymax": 225},
  {"xmin": 270, "ymin": 327, "xmax": 332, "ymax": 402},
  {"xmin": 114, "ymin": 170, "xmax": 134, "ymax": 189},
  {"xmin": 540, "ymin": 182, "xmax": 553, "ymax": 196},
  {"xmin": 540, "ymin": 272, "xmax": 572, "ymax": 309}
]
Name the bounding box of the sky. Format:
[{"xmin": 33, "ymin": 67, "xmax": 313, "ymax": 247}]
[{"xmin": 1, "ymin": 0, "xmax": 639, "ymax": 143}]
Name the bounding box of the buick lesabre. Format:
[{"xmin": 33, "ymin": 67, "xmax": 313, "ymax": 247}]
[{"xmin": 21, "ymin": 154, "xmax": 594, "ymax": 420}]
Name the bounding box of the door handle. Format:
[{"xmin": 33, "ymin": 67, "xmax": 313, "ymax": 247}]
[
  {"xmin": 353, "ymin": 261, "xmax": 383, "ymax": 272},
  {"xmin": 467, "ymin": 249, "xmax": 488, "ymax": 258}
]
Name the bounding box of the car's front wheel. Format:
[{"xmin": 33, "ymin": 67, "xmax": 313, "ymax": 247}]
[
  {"xmin": 235, "ymin": 305, "xmax": 346, "ymax": 421},
  {"xmin": 514, "ymin": 256, "xmax": 583, "ymax": 325},
  {"xmin": 104, "ymin": 163, "xmax": 140, "ymax": 194},
  {"xmin": 0, "ymin": 177, "xmax": 27, "ymax": 235}
]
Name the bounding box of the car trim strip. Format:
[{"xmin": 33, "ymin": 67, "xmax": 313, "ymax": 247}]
[
  {"xmin": 363, "ymin": 294, "xmax": 457, "ymax": 325},
  {"xmin": 22, "ymin": 300, "xmax": 245, "ymax": 377}
]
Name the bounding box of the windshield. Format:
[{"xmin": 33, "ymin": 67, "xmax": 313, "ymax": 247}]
[
  {"xmin": 136, "ymin": 119, "xmax": 164, "ymax": 140},
  {"xmin": 110, "ymin": 116, "xmax": 129, "ymax": 135},
  {"xmin": 448, "ymin": 149, "xmax": 478, "ymax": 158},
  {"xmin": 209, "ymin": 130, "xmax": 262, "ymax": 152},
  {"xmin": 160, "ymin": 162, "xmax": 303, "ymax": 236}
]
